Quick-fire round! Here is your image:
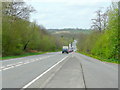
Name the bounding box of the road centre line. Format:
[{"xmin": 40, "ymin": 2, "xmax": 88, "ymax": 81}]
[
  {"xmin": 15, "ymin": 63, "xmax": 23, "ymax": 67},
  {"xmin": 21, "ymin": 55, "xmax": 69, "ymax": 89},
  {"xmin": 1, "ymin": 66, "xmax": 5, "ymax": 68},
  {"xmin": 0, "ymin": 55, "xmax": 57, "ymax": 71},
  {"xmin": 0, "ymin": 52, "xmax": 59, "ymax": 62},
  {"xmin": 7, "ymin": 64, "xmax": 14, "ymax": 67},
  {"xmin": 3, "ymin": 66, "xmax": 14, "ymax": 70}
]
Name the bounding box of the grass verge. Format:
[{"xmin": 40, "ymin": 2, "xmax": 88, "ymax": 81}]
[
  {"xmin": 77, "ymin": 51, "xmax": 119, "ymax": 64},
  {"xmin": 0, "ymin": 52, "xmax": 48, "ymax": 60}
]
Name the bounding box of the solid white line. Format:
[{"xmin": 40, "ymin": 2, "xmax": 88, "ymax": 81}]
[{"xmin": 21, "ymin": 55, "xmax": 69, "ymax": 89}]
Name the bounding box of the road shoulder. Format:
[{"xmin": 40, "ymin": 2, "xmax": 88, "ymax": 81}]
[{"xmin": 44, "ymin": 56, "xmax": 85, "ymax": 88}]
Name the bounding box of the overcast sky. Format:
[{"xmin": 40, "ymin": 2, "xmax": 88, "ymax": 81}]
[{"xmin": 25, "ymin": 0, "xmax": 112, "ymax": 29}]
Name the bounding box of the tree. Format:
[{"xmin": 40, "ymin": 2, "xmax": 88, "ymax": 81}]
[
  {"xmin": 102, "ymin": 8, "xmax": 109, "ymax": 30},
  {"xmin": 91, "ymin": 8, "xmax": 109, "ymax": 31},
  {"xmin": 91, "ymin": 9, "xmax": 103, "ymax": 32},
  {"xmin": 2, "ymin": 1, "xmax": 35, "ymax": 20}
]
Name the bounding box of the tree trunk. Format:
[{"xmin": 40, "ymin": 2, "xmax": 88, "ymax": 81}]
[{"xmin": 23, "ymin": 40, "xmax": 30, "ymax": 50}]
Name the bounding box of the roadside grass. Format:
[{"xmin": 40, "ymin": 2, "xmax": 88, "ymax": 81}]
[
  {"xmin": 77, "ymin": 51, "xmax": 119, "ymax": 64},
  {"xmin": 1, "ymin": 50, "xmax": 61, "ymax": 60},
  {"xmin": 0, "ymin": 52, "xmax": 47, "ymax": 60}
]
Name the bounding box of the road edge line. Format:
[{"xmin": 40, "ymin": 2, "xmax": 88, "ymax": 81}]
[{"xmin": 21, "ymin": 55, "xmax": 69, "ymax": 89}]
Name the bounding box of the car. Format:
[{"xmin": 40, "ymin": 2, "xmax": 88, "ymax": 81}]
[
  {"xmin": 62, "ymin": 46, "xmax": 69, "ymax": 54},
  {"xmin": 62, "ymin": 49, "xmax": 69, "ymax": 54}
]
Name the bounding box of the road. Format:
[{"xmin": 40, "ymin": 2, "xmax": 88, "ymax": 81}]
[{"xmin": 0, "ymin": 52, "xmax": 118, "ymax": 89}]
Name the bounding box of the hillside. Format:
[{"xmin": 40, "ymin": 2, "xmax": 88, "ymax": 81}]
[
  {"xmin": 47, "ymin": 28, "xmax": 92, "ymax": 34},
  {"xmin": 46, "ymin": 28, "xmax": 92, "ymax": 41}
]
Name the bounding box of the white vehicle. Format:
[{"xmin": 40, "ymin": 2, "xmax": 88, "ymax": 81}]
[
  {"xmin": 62, "ymin": 46, "xmax": 69, "ymax": 54},
  {"xmin": 63, "ymin": 46, "xmax": 68, "ymax": 49}
]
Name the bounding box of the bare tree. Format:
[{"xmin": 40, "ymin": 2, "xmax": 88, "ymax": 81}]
[
  {"xmin": 102, "ymin": 8, "xmax": 109, "ymax": 30},
  {"xmin": 91, "ymin": 9, "xmax": 102, "ymax": 32},
  {"xmin": 2, "ymin": 1, "xmax": 35, "ymax": 20},
  {"xmin": 91, "ymin": 8, "xmax": 109, "ymax": 32}
]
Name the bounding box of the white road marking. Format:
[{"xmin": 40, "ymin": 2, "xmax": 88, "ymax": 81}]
[
  {"xmin": 1, "ymin": 66, "xmax": 5, "ymax": 69},
  {"xmin": 36, "ymin": 59, "xmax": 39, "ymax": 61},
  {"xmin": 7, "ymin": 64, "xmax": 14, "ymax": 67},
  {"xmin": 15, "ymin": 63, "xmax": 23, "ymax": 67},
  {"xmin": 1, "ymin": 55, "xmax": 57, "ymax": 71},
  {"xmin": 21, "ymin": 55, "xmax": 69, "ymax": 89},
  {"xmin": 3, "ymin": 66, "xmax": 14, "ymax": 70},
  {"xmin": 23, "ymin": 62, "xmax": 29, "ymax": 65},
  {"xmin": 24, "ymin": 61, "xmax": 30, "ymax": 64},
  {"xmin": 18, "ymin": 62, "xmax": 23, "ymax": 64}
]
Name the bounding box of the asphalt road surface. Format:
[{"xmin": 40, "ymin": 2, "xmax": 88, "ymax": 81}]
[{"xmin": 0, "ymin": 52, "xmax": 118, "ymax": 89}]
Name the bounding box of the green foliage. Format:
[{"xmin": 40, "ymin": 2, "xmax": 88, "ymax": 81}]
[
  {"xmin": 92, "ymin": 2, "xmax": 119, "ymax": 60},
  {"xmin": 2, "ymin": 15, "xmax": 62, "ymax": 56},
  {"xmin": 77, "ymin": 2, "xmax": 119, "ymax": 63},
  {"xmin": 2, "ymin": 2, "xmax": 62, "ymax": 56}
]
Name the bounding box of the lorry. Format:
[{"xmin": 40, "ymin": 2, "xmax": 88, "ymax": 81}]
[
  {"xmin": 62, "ymin": 46, "xmax": 69, "ymax": 54},
  {"xmin": 68, "ymin": 47, "xmax": 74, "ymax": 53}
]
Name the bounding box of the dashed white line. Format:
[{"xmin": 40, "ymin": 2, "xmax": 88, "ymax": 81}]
[
  {"xmin": 15, "ymin": 64, "xmax": 23, "ymax": 67},
  {"xmin": 36, "ymin": 59, "xmax": 39, "ymax": 61},
  {"xmin": 7, "ymin": 64, "xmax": 14, "ymax": 67},
  {"xmin": 1, "ymin": 55, "xmax": 57, "ymax": 71},
  {"xmin": 1, "ymin": 66, "xmax": 5, "ymax": 69},
  {"xmin": 3, "ymin": 66, "xmax": 14, "ymax": 70},
  {"xmin": 23, "ymin": 62, "xmax": 28, "ymax": 65},
  {"xmin": 18, "ymin": 62, "xmax": 23, "ymax": 64},
  {"xmin": 24, "ymin": 62, "xmax": 30, "ymax": 64}
]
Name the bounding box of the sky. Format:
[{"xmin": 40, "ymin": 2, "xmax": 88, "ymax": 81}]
[{"xmin": 25, "ymin": 0, "xmax": 113, "ymax": 29}]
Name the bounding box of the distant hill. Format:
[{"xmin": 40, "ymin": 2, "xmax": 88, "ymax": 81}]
[
  {"xmin": 46, "ymin": 28, "xmax": 92, "ymax": 41},
  {"xmin": 46, "ymin": 28, "xmax": 92, "ymax": 34}
]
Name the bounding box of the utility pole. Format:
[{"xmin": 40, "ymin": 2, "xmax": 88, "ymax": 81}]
[{"xmin": 71, "ymin": 42, "xmax": 72, "ymax": 47}]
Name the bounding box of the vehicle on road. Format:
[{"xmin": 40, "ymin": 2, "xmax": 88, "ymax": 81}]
[
  {"xmin": 68, "ymin": 49, "xmax": 73, "ymax": 53},
  {"xmin": 68, "ymin": 47, "xmax": 74, "ymax": 53},
  {"xmin": 62, "ymin": 46, "xmax": 69, "ymax": 54}
]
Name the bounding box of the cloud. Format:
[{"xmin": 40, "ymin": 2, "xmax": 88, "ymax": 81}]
[{"xmin": 25, "ymin": 0, "xmax": 111, "ymax": 29}]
